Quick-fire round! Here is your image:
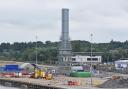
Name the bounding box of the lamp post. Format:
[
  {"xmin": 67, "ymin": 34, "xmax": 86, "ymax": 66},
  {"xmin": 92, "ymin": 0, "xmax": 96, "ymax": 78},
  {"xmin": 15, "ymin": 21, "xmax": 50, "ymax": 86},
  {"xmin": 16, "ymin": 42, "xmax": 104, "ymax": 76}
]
[
  {"xmin": 90, "ymin": 33, "xmax": 93, "ymax": 87},
  {"xmin": 36, "ymin": 33, "xmax": 38, "ymax": 65}
]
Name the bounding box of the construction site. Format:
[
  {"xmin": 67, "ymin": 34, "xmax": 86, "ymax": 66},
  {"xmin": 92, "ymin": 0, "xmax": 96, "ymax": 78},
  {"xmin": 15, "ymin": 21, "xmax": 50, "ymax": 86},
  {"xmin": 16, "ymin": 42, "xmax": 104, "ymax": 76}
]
[
  {"xmin": 0, "ymin": 8, "xmax": 128, "ymax": 89},
  {"xmin": 0, "ymin": 61, "xmax": 128, "ymax": 88}
]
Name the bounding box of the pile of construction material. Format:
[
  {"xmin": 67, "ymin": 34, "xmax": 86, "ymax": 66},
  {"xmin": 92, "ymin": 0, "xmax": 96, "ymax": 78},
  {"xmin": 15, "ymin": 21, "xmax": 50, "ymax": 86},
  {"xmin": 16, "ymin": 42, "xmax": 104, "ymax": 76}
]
[{"xmin": 98, "ymin": 76, "xmax": 128, "ymax": 88}]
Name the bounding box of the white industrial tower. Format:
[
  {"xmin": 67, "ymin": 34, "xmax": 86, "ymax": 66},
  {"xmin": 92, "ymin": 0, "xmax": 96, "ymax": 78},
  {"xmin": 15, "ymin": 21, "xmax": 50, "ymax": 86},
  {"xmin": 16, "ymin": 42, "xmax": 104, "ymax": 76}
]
[{"xmin": 58, "ymin": 8, "xmax": 72, "ymax": 65}]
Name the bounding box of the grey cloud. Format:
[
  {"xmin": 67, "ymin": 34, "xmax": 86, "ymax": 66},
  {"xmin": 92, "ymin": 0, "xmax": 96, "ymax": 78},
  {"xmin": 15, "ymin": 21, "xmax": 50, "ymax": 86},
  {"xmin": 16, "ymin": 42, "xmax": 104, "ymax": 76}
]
[{"xmin": 0, "ymin": 0, "xmax": 128, "ymax": 43}]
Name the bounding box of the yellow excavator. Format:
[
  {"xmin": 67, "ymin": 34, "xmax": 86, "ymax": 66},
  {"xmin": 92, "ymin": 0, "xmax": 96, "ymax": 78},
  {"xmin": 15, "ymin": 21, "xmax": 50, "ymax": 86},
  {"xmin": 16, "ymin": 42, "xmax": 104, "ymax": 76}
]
[{"xmin": 30, "ymin": 64, "xmax": 53, "ymax": 80}]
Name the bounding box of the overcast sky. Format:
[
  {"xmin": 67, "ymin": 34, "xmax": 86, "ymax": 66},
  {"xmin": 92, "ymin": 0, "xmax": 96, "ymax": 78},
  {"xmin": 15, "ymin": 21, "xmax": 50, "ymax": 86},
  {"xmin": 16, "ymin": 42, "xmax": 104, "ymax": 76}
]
[{"xmin": 0, "ymin": 0, "xmax": 128, "ymax": 43}]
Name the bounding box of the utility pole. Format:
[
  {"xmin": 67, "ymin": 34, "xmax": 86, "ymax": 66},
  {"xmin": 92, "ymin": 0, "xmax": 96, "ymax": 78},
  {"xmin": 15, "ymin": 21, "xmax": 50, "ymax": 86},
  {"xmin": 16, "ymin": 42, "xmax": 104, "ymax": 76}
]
[{"xmin": 90, "ymin": 33, "xmax": 93, "ymax": 87}]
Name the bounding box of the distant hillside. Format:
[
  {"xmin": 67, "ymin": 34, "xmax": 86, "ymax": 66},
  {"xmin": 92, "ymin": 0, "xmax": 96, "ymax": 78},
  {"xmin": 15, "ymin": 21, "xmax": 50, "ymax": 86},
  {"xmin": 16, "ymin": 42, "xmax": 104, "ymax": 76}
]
[{"xmin": 0, "ymin": 40, "xmax": 128, "ymax": 63}]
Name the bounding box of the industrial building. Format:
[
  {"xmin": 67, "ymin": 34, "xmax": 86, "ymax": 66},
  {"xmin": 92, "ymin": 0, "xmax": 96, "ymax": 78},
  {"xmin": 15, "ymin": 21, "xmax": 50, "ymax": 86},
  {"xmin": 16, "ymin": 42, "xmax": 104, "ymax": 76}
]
[
  {"xmin": 58, "ymin": 8, "xmax": 102, "ymax": 66},
  {"xmin": 71, "ymin": 55, "xmax": 102, "ymax": 63},
  {"xmin": 115, "ymin": 59, "xmax": 128, "ymax": 70}
]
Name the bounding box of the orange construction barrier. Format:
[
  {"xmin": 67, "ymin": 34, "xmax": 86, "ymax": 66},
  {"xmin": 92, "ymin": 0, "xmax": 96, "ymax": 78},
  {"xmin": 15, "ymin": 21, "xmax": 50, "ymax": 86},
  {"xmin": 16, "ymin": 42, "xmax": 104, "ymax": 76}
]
[
  {"xmin": 68, "ymin": 81, "xmax": 80, "ymax": 86},
  {"xmin": 68, "ymin": 81, "xmax": 72, "ymax": 86},
  {"xmin": 74, "ymin": 81, "xmax": 77, "ymax": 86}
]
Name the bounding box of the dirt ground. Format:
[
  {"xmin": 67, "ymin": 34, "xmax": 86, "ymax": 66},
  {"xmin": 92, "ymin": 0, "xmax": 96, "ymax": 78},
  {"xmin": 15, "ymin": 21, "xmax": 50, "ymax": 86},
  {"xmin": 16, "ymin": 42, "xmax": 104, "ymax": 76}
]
[
  {"xmin": 98, "ymin": 78, "xmax": 128, "ymax": 88},
  {"xmin": 0, "ymin": 76, "xmax": 107, "ymax": 88}
]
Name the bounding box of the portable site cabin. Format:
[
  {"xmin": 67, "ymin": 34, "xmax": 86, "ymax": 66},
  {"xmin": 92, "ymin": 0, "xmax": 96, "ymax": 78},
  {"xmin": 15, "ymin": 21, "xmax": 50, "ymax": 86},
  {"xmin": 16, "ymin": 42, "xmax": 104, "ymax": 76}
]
[
  {"xmin": 71, "ymin": 55, "xmax": 102, "ymax": 63},
  {"xmin": 115, "ymin": 60, "xmax": 128, "ymax": 70}
]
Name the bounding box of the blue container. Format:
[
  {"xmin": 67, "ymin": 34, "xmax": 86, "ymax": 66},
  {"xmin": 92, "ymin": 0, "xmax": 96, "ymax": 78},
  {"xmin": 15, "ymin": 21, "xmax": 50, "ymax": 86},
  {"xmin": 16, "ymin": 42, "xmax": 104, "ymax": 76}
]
[
  {"xmin": 4, "ymin": 65, "xmax": 21, "ymax": 72},
  {"xmin": 5, "ymin": 65, "xmax": 19, "ymax": 69}
]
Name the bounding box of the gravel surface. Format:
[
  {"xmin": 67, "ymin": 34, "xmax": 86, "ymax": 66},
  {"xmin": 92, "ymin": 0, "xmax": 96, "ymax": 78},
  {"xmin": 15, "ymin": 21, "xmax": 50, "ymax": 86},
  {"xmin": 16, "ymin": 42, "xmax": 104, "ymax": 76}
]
[{"xmin": 98, "ymin": 78, "xmax": 128, "ymax": 88}]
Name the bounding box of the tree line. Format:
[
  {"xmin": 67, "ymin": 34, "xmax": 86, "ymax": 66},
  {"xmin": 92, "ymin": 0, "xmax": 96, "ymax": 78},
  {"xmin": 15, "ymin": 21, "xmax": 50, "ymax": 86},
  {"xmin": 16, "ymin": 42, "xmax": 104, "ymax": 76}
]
[{"xmin": 0, "ymin": 40, "xmax": 128, "ymax": 63}]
